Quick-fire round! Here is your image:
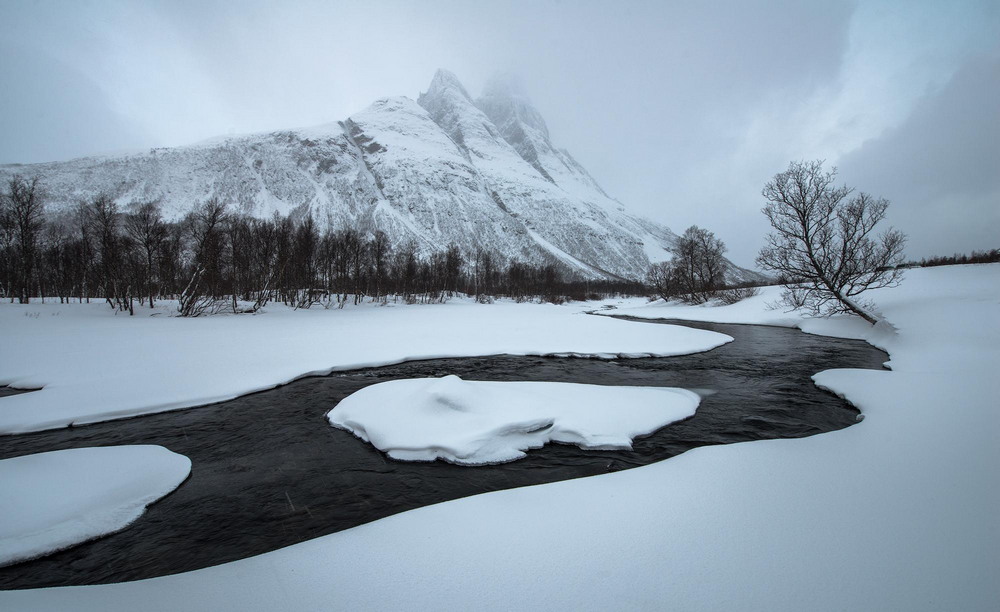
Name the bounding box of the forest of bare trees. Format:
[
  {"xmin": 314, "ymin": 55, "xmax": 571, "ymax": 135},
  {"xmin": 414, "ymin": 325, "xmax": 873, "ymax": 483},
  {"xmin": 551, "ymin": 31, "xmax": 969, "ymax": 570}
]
[{"xmin": 0, "ymin": 175, "xmax": 643, "ymax": 314}]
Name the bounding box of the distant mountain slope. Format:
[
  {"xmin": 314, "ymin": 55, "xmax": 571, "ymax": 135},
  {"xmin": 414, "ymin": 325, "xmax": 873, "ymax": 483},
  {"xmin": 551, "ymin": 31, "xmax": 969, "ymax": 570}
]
[{"xmin": 0, "ymin": 70, "xmax": 763, "ymax": 283}]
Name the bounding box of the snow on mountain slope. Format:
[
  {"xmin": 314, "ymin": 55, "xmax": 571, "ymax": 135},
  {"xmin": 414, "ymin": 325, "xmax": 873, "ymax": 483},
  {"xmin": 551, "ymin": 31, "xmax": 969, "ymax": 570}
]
[
  {"xmin": 1, "ymin": 126, "xmax": 374, "ymax": 226},
  {"xmin": 418, "ymin": 70, "xmax": 657, "ymax": 277},
  {"xmin": 476, "ymin": 75, "xmax": 679, "ymax": 262},
  {"xmin": 0, "ymin": 70, "xmax": 763, "ymax": 282},
  {"xmin": 477, "ymin": 74, "xmax": 615, "ymax": 206}
]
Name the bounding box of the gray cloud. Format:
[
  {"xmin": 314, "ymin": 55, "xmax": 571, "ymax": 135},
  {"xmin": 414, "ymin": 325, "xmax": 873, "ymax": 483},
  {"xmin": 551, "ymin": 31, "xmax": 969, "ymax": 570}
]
[
  {"xmin": 0, "ymin": 44, "xmax": 152, "ymax": 163},
  {"xmin": 0, "ymin": 0, "xmax": 997, "ymax": 266},
  {"xmin": 837, "ymin": 52, "xmax": 1000, "ymax": 258}
]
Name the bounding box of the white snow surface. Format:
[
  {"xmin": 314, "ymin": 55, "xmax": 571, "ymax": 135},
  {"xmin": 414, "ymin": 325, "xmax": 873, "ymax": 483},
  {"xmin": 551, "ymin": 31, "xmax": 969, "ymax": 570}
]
[
  {"xmin": 327, "ymin": 375, "xmax": 700, "ymax": 465},
  {"xmin": 0, "ymin": 446, "xmax": 191, "ymax": 567},
  {"xmin": 0, "ymin": 299, "xmax": 730, "ymax": 434},
  {"xmin": 614, "ymin": 284, "xmax": 881, "ymax": 340},
  {"xmin": 1, "ymin": 264, "xmax": 997, "ymax": 611}
]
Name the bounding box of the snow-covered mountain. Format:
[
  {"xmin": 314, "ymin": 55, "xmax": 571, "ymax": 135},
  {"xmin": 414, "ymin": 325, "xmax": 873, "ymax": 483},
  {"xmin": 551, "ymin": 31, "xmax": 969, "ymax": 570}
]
[{"xmin": 0, "ymin": 70, "xmax": 759, "ymax": 282}]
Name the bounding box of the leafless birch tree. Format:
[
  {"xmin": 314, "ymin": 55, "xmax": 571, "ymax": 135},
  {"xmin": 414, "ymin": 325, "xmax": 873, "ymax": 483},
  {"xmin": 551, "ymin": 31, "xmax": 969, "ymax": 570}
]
[{"xmin": 757, "ymin": 160, "xmax": 906, "ymax": 324}]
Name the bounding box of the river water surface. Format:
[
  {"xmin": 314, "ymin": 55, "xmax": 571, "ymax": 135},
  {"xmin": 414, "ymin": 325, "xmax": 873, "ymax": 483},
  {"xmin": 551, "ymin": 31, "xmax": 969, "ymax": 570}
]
[{"xmin": 0, "ymin": 317, "xmax": 887, "ymax": 589}]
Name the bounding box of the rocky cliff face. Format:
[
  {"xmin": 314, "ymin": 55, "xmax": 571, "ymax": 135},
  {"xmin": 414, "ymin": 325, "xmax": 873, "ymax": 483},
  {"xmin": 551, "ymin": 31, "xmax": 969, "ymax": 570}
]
[{"xmin": 1, "ymin": 70, "xmax": 761, "ymax": 282}]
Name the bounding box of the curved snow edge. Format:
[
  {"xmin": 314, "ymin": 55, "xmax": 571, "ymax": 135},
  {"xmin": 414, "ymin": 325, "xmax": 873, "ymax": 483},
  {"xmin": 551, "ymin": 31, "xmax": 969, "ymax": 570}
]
[
  {"xmin": 0, "ymin": 445, "xmax": 192, "ymax": 568},
  {"xmin": 0, "ymin": 345, "xmax": 731, "ymax": 436}
]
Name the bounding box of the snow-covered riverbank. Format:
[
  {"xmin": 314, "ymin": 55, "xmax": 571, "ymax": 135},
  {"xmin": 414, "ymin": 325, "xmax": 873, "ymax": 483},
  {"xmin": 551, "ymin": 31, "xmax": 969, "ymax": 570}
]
[
  {"xmin": 1, "ymin": 264, "xmax": 997, "ymax": 610},
  {"xmin": 0, "ymin": 300, "xmax": 729, "ymax": 434}
]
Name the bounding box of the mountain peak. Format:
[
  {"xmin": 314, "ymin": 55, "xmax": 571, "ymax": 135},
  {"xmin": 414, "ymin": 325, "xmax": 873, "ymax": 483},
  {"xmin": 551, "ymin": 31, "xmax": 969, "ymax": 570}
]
[
  {"xmin": 418, "ymin": 69, "xmax": 493, "ymax": 154},
  {"xmin": 423, "ymin": 69, "xmax": 473, "ymax": 103},
  {"xmin": 477, "ymin": 73, "xmax": 549, "ymax": 141}
]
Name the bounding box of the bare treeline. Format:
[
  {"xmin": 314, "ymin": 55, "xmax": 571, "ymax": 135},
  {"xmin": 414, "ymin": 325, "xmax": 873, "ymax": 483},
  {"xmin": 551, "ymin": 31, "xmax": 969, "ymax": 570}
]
[
  {"xmin": 0, "ymin": 175, "xmax": 641, "ymax": 314},
  {"xmin": 904, "ymin": 249, "xmax": 1000, "ymax": 268}
]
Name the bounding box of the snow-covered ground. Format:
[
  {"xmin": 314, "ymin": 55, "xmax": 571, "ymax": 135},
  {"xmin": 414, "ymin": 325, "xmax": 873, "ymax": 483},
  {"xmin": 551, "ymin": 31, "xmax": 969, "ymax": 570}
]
[
  {"xmin": 1, "ymin": 264, "xmax": 997, "ymax": 610},
  {"xmin": 327, "ymin": 375, "xmax": 700, "ymax": 464},
  {"xmin": 0, "ymin": 299, "xmax": 730, "ymax": 434},
  {"xmin": 0, "ymin": 446, "xmax": 190, "ymax": 567},
  {"xmin": 611, "ymin": 283, "xmax": 881, "ymax": 341}
]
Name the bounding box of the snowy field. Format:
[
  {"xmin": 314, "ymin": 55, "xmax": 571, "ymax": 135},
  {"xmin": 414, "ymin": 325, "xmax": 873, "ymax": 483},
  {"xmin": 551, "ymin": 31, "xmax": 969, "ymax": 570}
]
[
  {"xmin": 0, "ymin": 446, "xmax": 190, "ymax": 568},
  {"xmin": 1, "ymin": 264, "xmax": 997, "ymax": 610},
  {"xmin": 327, "ymin": 375, "xmax": 700, "ymax": 464},
  {"xmin": 0, "ymin": 300, "xmax": 730, "ymax": 434}
]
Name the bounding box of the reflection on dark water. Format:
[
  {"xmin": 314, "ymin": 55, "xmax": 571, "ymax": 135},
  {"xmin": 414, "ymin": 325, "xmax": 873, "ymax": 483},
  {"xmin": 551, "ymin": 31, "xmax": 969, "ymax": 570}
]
[{"xmin": 0, "ymin": 317, "xmax": 887, "ymax": 589}]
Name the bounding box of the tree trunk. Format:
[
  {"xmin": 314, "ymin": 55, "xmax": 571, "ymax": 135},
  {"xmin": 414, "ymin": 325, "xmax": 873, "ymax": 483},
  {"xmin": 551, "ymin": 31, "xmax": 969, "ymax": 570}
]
[{"xmin": 836, "ymin": 291, "xmax": 878, "ymax": 325}]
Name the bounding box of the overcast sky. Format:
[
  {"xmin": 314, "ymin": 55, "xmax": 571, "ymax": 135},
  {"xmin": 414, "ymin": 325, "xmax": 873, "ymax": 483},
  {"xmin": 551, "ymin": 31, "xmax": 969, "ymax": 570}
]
[{"xmin": 1, "ymin": 0, "xmax": 997, "ymax": 266}]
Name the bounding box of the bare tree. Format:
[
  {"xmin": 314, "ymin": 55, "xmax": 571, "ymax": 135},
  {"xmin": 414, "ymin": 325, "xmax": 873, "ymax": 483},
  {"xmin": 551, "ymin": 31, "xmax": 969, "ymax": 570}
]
[
  {"xmin": 671, "ymin": 225, "xmax": 727, "ymax": 303},
  {"xmin": 293, "ymin": 215, "xmax": 321, "ymax": 308},
  {"xmin": 187, "ymin": 198, "xmax": 229, "ymax": 299},
  {"xmin": 89, "ymin": 194, "xmax": 136, "ymax": 314},
  {"xmin": 757, "ymin": 160, "xmax": 906, "ymax": 324},
  {"xmin": 72, "ymin": 202, "xmax": 95, "ymax": 303},
  {"xmin": 443, "ymin": 243, "xmax": 463, "ymax": 298},
  {"xmin": 396, "ymin": 239, "xmax": 419, "ymax": 303},
  {"xmin": 694, "ymin": 227, "xmax": 726, "ymax": 295},
  {"xmin": 332, "ymin": 227, "xmax": 359, "ymax": 307},
  {"xmin": 368, "ymin": 230, "xmax": 389, "ymax": 303},
  {"xmin": 648, "ymin": 260, "xmax": 682, "ymax": 301},
  {"xmin": 41, "ymin": 220, "xmax": 72, "ymax": 302},
  {"xmin": 125, "ymin": 201, "xmax": 167, "ymax": 308},
  {"xmin": 0, "ymin": 192, "xmax": 14, "ymax": 300},
  {"xmin": 346, "ymin": 225, "xmax": 367, "ymax": 305},
  {"xmin": 177, "ymin": 267, "xmax": 225, "ymax": 317},
  {"xmin": 157, "ymin": 222, "xmax": 183, "ymax": 301},
  {"xmin": 506, "ymin": 259, "xmax": 529, "ymax": 302},
  {"xmin": 227, "ymin": 214, "xmax": 253, "ymax": 307},
  {"xmin": 176, "ymin": 198, "xmax": 229, "ymax": 316},
  {"xmin": 472, "ymin": 247, "xmax": 496, "ymax": 303},
  {"xmin": 4, "ymin": 175, "xmax": 45, "ymax": 303}
]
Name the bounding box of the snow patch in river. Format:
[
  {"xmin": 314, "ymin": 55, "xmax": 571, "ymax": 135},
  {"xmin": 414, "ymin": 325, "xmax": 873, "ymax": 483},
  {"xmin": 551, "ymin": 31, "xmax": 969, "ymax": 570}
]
[
  {"xmin": 0, "ymin": 445, "xmax": 191, "ymax": 567},
  {"xmin": 327, "ymin": 375, "xmax": 700, "ymax": 465}
]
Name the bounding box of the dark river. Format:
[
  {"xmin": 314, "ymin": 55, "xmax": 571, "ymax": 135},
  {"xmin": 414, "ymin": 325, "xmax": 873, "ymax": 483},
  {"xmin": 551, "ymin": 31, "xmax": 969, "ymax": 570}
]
[{"xmin": 0, "ymin": 317, "xmax": 887, "ymax": 589}]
